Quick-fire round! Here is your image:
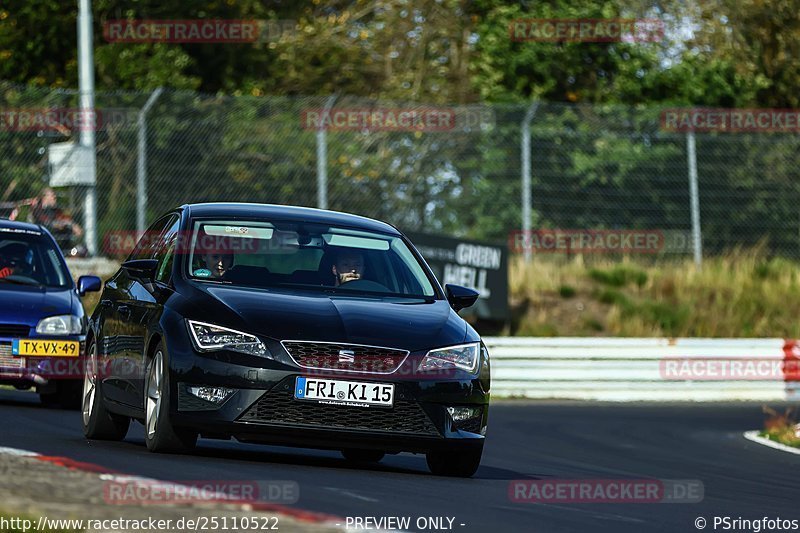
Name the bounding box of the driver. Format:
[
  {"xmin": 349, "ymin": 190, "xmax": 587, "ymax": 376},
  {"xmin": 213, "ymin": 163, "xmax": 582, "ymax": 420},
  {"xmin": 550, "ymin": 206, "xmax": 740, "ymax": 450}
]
[
  {"xmin": 331, "ymin": 249, "xmax": 365, "ymax": 286},
  {"xmin": 0, "ymin": 243, "xmax": 33, "ymax": 279}
]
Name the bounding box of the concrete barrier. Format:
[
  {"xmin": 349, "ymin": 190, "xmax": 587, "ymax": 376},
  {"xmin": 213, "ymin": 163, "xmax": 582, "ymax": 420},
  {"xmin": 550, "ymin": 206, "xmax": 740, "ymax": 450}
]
[{"xmin": 485, "ymin": 337, "xmax": 799, "ymax": 401}]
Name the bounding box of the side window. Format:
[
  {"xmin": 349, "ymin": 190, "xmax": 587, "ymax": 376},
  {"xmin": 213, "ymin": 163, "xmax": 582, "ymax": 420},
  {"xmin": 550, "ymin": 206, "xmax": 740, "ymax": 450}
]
[
  {"xmin": 154, "ymin": 218, "xmax": 181, "ymax": 283},
  {"xmin": 127, "ymin": 215, "xmax": 177, "ymax": 261}
]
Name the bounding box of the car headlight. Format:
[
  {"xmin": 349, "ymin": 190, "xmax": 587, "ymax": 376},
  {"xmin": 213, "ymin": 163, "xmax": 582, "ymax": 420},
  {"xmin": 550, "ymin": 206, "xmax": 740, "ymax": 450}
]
[
  {"xmin": 187, "ymin": 320, "xmax": 270, "ymax": 357},
  {"xmin": 36, "ymin": 315, "xmax": 82, "ymax": 335},
  {"xmin": 419, "ymin": 342, "xmax": 480, "ymax": 373}
]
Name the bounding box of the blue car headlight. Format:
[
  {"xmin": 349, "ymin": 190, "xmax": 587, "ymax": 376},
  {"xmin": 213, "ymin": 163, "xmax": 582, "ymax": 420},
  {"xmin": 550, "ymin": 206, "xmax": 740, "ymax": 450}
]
[
  {"xmin": 419, "ymin": 342, "xmax": 480, "ymax": 373},
  {"xmin": 36, "ymin": 315, "xmax": 82, "ymax": 335},
  {"xmin": 187, "ymin": 320, "xmax": 270, "ymax": 357}
]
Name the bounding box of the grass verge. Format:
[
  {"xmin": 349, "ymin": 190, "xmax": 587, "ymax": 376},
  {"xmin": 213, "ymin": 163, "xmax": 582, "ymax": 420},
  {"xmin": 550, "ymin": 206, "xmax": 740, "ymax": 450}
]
[{"xmin": 509, "ymin": 244, "xmax": 800, "ymax": 336}]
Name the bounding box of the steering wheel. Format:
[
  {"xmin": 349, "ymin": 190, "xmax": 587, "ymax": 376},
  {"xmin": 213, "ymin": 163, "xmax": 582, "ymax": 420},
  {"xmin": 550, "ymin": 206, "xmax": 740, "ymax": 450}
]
[
  {"xmin": 338, "ymin": 279, "xmax": 390, "ymax": 292},
  {"xmin": 2, "ymin": 273, "xmax": 42, "ymax": 286}
]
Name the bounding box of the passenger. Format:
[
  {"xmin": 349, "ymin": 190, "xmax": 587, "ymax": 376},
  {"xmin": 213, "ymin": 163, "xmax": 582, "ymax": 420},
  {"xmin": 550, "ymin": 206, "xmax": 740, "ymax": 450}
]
[
  {"xmin": 201, "ymin": 251, "xmax": 234, "ymax": 279},
  {"xmin": 192, "ymin": 229, "xmax": 238, "ymax": 279}
]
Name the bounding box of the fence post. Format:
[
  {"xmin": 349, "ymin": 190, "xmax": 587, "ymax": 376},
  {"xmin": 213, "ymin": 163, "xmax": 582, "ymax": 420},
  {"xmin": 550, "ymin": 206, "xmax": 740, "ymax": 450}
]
[
  {"xmin": 687, "ymin": 131, "xmax": 703, "ymax": 266},
  {"xmin": 316, "ymin": 95, "xmax": 337, "ymax": 210},
  {"xmin": 77, "ymin": 0, "xmax": 96, "ymax": 256},
  {"xmin": 521, "ymin": 102, "xmax": 539, "ymax": 262},
  {"xmin": 137, "ymin": 87, "xmax": 163, "ymax": 236}
]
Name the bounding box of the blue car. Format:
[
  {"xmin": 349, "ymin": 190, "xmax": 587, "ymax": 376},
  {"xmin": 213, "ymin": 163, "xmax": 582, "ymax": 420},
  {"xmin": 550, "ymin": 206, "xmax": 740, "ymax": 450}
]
[{"xmin": 0, "ymin": 219, "xmax": 101, "ymax": 407}]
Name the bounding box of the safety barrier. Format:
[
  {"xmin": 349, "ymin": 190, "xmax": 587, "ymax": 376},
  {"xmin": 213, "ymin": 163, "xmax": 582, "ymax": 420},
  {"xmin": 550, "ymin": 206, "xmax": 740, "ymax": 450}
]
[{"xmin": 485, "ymin": 337, "xmax": 800, "ymax": 401}]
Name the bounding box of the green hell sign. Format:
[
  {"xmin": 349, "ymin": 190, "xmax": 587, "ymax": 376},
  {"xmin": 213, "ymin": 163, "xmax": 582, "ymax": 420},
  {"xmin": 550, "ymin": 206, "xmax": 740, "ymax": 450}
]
[{"xmin": 407, "ymin": 232, "xmax": 509, "ymax": 322}]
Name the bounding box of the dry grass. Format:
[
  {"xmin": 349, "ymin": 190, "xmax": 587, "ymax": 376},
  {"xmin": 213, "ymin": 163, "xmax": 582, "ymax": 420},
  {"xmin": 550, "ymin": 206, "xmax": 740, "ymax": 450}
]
[
  {"xmin": 79, "ymin": 291, "xmax": 101, "ymax": 318},
  {"xmin": 509, "ymin": 246, "xmax": 800, "ymax": 337}
]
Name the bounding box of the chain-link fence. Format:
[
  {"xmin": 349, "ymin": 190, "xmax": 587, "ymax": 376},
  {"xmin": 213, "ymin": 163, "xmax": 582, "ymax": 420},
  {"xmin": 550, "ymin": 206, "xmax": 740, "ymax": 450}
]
[{"xmin": 2, "ymin": 81, "xmax": 800, "ymax": 260}]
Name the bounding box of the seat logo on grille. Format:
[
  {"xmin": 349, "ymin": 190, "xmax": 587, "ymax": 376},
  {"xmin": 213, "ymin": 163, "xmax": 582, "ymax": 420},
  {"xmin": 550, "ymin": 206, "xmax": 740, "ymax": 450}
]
[{"xmin": 338, "ymin": 349, "xmax": 355, "ymax": 363}]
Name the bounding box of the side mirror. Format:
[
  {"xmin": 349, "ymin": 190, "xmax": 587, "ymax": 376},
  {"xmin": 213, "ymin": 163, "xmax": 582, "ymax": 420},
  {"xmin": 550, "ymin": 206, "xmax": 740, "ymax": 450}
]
[
  {"xmin": 445, "ymin": 284, "xmax": 479, "ymax": 312},
  {"xmin": 77, "ymin": 275, "xmax": 102, "ymax": 297},
  {"xmin": 122, "ymin": 259, "xmax": 158, "ymax": 281}
]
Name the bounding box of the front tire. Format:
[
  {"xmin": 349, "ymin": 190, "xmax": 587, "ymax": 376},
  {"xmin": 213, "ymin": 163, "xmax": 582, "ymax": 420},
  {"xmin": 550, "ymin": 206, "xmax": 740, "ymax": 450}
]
[
  {"xmin": 144, "ymin": 345, "xmax": 197, "ymax": 453},
  {"xmin": 82, "ymin": 340, "xmax": 130, "ymax": 440},
  {"xmin": 426, "ymin": 444, "xmax": 483, "ymax": 477}
]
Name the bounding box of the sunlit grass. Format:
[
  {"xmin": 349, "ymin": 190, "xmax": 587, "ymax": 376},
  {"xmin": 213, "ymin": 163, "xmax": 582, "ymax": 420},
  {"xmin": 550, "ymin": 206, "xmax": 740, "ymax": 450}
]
[
  {"xmin": 509, "ymin": 245, "xmax": 800, "ymax": 337},
  {"xmin": 760, "ymin": 406, "xmax": 800, "ymax": 449}
]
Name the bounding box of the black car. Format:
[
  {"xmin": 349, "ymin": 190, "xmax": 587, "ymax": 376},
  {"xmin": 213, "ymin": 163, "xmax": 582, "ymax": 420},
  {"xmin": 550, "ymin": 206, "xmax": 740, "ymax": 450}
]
[{"xmin": 82, "ymin": 203, "xmax": 490, "ymax": 476}]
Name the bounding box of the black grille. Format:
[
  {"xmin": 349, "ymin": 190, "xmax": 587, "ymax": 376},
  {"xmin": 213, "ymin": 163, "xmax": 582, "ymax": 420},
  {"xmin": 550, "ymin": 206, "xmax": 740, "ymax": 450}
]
[
  {"xmin": 0, "ymin": 324, "xmax": 30, "ymax": 338},
  {"xmin": 282, "ymin": 341, "xmax": 408, "ymax": 374},
  {"xmin": 239, "ymin": 378, "xmax": 440, "ymax": 436}
]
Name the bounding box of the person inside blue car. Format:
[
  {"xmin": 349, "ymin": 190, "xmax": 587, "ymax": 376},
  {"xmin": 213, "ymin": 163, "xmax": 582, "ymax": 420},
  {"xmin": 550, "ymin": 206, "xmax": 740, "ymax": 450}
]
[{"xmin": 0, "ymin": 242, "xmax": 34, "ymax": 279}]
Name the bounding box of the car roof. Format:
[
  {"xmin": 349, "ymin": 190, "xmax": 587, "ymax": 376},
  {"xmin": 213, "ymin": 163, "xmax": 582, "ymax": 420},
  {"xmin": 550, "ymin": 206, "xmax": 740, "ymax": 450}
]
[
  {"xmin": 183, "ymin": 203, "xmax": 402, "ymax": 236},
  {"xmin": 0, "ymin": 219, "xmax": 44, "ymax": 235}
]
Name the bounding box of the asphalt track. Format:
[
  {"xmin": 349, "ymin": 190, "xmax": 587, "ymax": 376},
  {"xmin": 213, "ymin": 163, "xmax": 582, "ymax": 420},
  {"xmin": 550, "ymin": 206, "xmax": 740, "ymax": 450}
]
[{"xmin": 0, "ymin": 389, "xmax": 798, "ymax": 532}]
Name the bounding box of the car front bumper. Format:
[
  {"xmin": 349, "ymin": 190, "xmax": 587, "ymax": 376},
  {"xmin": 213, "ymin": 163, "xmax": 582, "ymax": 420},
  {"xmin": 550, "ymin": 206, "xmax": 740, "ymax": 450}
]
[{"xmin": 166, "ymin": 345, "xmax": 489, "ymax": 454}]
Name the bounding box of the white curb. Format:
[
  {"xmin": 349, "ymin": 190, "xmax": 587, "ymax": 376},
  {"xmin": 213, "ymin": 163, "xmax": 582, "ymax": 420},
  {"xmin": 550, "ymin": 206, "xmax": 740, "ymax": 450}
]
[
  {"xmin": 0, "ymin": 446, "xmax": 41, "ymax": 457},
  {"xmin": 743, "ymin": 430, "xmax": 800, "ymax": 456}
]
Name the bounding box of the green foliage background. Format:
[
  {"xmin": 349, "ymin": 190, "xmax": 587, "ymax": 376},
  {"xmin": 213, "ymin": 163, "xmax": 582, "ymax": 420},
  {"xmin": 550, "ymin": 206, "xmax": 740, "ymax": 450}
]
[{"xmin": 1, "ymin": 0, "xmax": 799, "ymax": 254}]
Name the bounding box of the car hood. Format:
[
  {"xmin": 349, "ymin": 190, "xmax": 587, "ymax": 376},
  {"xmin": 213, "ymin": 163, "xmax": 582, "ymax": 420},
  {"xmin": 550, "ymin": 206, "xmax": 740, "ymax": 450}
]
[
  {"xmin": 0, "ymin": 286, "xmax": 76, "ymax": 328},
  {"xmin": 189, "ymin": 284, "xmax": 467, "ymax": 353}
]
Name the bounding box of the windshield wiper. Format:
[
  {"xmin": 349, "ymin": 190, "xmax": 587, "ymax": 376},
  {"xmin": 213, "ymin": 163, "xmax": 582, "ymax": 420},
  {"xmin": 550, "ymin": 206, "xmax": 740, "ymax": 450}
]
[{"xmin": 301, "ymin": 285, "xmax": 435, "ymax": 300}]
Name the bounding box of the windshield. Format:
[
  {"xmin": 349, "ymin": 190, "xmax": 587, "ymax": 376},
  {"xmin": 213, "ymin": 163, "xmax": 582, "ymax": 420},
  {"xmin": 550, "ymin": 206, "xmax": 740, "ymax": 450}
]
[
  {"xmin": 0, "ymin": 228, "xmax": 71, "ymax": 289},
  {"xmin": 185, "ymin": 219, "xmax": 436, "ymax": 299}
]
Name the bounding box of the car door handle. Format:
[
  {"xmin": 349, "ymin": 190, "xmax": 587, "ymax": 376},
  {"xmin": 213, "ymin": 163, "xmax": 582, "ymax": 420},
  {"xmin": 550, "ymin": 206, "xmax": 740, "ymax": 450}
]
[{"xmin": 118, "ymin": 305, "xmax": 131, "ymax": 319}]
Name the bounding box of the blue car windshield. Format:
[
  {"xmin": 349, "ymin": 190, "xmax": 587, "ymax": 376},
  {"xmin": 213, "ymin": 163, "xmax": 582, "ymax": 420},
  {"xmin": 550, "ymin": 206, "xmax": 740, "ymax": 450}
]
[
  {"xmin": 0, "ymin": 228, "xmax": 71, "ymax": 289},
  {"xmin": 185, "ymin": 219, "xmax": 437, "ymax": 299}
]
